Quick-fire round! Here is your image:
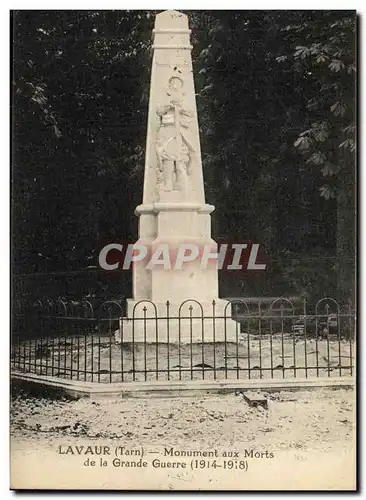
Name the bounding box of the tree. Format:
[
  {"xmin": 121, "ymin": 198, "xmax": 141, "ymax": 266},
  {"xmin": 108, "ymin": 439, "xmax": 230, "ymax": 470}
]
[
  {"xmin": 12, "ymin": 10, "xmax": 152, "ymax": 275},
  {"xmin": 276, "ymin": 12, "xmax": 356, "ymax": 302},
  {"xmin": 192, "ymin": 11, "xmax": 353, "ymax": 299}
]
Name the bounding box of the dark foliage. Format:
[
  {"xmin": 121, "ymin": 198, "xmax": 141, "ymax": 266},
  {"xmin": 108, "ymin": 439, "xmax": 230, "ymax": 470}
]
[{"xmin": 11, "ymin": 10, "xmax": 356, "ymax": 303}]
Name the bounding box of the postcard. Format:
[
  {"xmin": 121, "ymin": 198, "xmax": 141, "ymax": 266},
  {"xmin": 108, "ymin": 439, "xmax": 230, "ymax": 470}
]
[{"xmin": 11, "ymin": 9, "xmax": 356, "ymax": 491}]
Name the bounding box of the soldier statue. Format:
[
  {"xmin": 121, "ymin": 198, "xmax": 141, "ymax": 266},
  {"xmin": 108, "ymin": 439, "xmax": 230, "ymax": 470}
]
[{"xmin": 156, "ymin": 76, "xmax": 195, "ymax": 192}]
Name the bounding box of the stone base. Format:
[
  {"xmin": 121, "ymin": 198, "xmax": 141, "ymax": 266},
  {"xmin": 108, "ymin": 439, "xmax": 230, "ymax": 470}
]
[
  {"xmin": 115, "ymin": 299, "xmax": 240, "ymax": 343},
  {"xmin": 115, "ymin": 317, "xmax": 240, "ymax": 344}
]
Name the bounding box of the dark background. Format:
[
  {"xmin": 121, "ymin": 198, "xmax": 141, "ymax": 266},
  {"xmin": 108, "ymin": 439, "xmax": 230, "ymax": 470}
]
[{"xmin": 11, "ymin": 10, "xmax": 356, "ymax": 306}]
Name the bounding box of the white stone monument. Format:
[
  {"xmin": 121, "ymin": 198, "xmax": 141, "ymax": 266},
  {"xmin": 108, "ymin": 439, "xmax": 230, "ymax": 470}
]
[{"xmin": 117, "ymin": 10, "xmax": 239, "ymax": 343}]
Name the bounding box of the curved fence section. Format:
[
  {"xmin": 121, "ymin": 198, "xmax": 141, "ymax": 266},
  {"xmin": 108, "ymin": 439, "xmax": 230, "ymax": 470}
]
[{"xmin": 11, "ymin": 296, "xmax": 355, "ymax": 383}]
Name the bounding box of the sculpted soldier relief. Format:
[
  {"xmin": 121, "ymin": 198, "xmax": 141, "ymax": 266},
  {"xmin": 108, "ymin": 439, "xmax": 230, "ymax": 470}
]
[{"xmin": 156, "ymin": 76, "xmax": 195, "ymax": 193}]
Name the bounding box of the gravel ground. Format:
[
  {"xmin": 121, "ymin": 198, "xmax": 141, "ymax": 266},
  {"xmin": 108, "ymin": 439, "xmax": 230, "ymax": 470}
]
[{"xmin": 10, "ymin": 387, "xmax": 356, "ymax": 490}]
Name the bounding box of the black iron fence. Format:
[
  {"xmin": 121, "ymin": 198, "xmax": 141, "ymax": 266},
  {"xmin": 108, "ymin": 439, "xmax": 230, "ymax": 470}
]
[{"xmin": 11, "ymin": 297, "xmax": 355, "ymax": 383}]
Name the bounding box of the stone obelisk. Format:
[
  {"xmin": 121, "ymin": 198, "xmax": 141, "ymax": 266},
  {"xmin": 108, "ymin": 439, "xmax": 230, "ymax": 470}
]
[{"xmin": 118, "ymin": 10, "xmax": 238, "ymax": 343}]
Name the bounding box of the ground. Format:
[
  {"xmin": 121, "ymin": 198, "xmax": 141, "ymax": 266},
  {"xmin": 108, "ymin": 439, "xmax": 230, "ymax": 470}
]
[{"xmin": 10, "ymin": 387, "xmax": 356, "ymax": 490}]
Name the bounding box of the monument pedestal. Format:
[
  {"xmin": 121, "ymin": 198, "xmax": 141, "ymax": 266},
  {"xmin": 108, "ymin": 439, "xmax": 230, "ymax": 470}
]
[
  {"xmin": 116, "ymin": 11, "xmax": 239, "ymax": 344},
  {"xmin": 116, "ymin": 299, "xmax": 240, "ymax": 343}
]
